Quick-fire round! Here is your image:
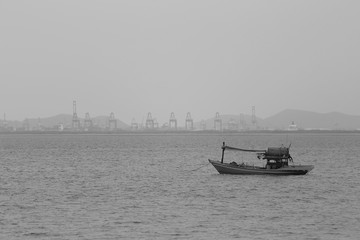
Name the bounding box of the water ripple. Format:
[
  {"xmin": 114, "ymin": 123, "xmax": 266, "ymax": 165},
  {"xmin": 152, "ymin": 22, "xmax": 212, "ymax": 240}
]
[{"xmin": 1, "ymin": 133, "xmax": 359, "ymax": 239}]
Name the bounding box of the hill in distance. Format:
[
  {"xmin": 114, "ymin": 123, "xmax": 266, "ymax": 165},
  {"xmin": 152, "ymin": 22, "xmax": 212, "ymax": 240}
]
[
  {"xmin": 196, "ymin": 109, "xmax": 360, "ymax": 131},
  {"xmin": 263, "ymin": 109, "xmax": 360, "ymax": 130},
  {"xmin": 2, "ymin": 109, "xmax": 360, "ymax": 131},
  {"xmin": 3, "ymin": 114, "xmax": 129, "ymax": 130}
]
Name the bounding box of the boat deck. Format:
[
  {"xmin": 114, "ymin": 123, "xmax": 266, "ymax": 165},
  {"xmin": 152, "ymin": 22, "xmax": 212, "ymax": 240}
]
[{"xmin": 209, "ymin": 159, "xmax": 314, "ymax": 175}]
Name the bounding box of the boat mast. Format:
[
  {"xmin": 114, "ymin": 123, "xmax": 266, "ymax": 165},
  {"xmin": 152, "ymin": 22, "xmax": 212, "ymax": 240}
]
[{"xmin": 221, "ymin": 142, "xmax": 225, "ymax": 163}]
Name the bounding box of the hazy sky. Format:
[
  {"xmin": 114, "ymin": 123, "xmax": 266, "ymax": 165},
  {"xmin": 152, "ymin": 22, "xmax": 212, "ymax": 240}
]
[{"xmin": 1, "ymin": 0, "xmax": 359, "ymax": 124}]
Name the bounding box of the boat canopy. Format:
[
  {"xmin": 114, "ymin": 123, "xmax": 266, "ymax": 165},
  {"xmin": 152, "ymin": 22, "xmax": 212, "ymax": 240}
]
[
  {"xmin": 222, "ymin": 145, "xmax": 266, "ymax": 153},
  {"xmin": 221, "ymin": 143, "xmax": 292, "ymax": 161}
]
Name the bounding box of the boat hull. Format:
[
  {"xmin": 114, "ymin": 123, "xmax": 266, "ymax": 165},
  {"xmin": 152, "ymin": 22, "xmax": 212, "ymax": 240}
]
[{"xmin": 208, "ymin": 159, "xmax": 314, "ymax": 175}]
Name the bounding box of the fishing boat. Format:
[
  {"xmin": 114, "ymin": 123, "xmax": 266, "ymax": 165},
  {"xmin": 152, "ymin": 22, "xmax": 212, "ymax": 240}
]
[{"xmin": 209, "ymin": 142, "xmax": 314, "ymax": 175}]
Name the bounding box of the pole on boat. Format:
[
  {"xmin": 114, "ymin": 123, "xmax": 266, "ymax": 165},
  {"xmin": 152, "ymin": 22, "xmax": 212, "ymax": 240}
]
[{"xmin": 221, "ymin": 142, "xmax": 225, "ymax": 163}]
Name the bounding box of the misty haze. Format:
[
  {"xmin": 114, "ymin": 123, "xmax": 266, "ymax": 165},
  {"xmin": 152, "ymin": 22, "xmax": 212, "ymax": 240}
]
[
  {"xmin": 1, "ymin": 1, "xmax": 360, "ymax": 125},
  {"xmin": 1, "ymin": 1, "xmax": 360, "ymax": 240}
]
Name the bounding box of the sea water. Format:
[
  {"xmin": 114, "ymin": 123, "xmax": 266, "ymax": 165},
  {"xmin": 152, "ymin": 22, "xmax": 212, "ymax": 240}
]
[{"xmin": 1, "ymin": 133, "xmax": 359, "ymax": 239}]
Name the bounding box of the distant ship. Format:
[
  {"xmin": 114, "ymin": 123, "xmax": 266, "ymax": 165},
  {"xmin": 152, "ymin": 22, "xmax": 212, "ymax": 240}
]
[{"xmin": 288, "ymin": 121, "xmax": 298, "ymax": 131}]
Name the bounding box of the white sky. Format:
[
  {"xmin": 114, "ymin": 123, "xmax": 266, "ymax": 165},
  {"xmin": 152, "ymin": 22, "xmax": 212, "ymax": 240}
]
[{"xmin": 1, "ymin": 0, "xmax": 359, "ymax": 124}]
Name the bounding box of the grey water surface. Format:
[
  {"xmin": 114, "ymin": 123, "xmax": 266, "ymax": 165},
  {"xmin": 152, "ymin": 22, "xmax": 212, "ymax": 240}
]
[{"xmin": 1, "ymin": 133, "xmax": 359, "ymax": 239}]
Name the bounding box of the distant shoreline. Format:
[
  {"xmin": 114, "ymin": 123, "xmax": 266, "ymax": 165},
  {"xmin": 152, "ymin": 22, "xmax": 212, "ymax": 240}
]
[{"xmin": 1, "ymin": 129, "xmax": 360, "ymax": 135}]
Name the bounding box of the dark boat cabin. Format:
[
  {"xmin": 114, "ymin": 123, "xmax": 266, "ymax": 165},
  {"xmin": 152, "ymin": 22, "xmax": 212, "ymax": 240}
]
[{"xmin": 263, "ymin": 147, "xmax": 292, "ymax": 169}]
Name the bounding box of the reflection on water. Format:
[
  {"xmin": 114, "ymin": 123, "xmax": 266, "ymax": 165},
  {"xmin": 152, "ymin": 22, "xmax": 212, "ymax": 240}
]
[{"xmin": 1, "ymin": 133, "xmax": 359, "ymax": 239}]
